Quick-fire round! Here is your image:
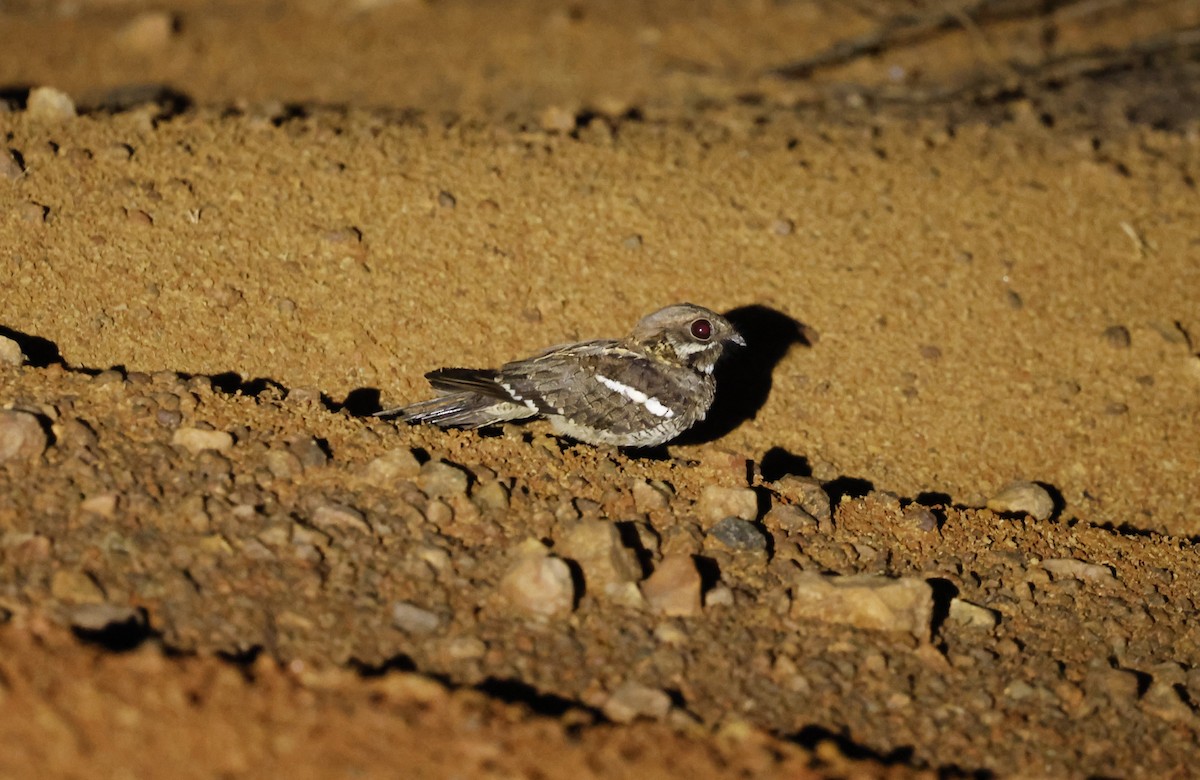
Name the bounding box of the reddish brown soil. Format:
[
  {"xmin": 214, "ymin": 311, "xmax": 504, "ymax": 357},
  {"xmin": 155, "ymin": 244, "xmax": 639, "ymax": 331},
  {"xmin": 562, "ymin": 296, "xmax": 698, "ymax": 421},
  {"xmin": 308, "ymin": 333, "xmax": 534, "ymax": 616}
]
[{"xmin": 2, "ymin": 1, "xmax": 1199, "ymax": 777}]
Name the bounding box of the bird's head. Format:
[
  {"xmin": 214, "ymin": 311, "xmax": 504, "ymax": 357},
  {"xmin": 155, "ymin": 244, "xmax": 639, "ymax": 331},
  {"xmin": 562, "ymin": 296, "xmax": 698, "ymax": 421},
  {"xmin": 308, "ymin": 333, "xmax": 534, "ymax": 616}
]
[{"xmin": 627, "ymin": 303, "xmax": 746, "ymax": 374}]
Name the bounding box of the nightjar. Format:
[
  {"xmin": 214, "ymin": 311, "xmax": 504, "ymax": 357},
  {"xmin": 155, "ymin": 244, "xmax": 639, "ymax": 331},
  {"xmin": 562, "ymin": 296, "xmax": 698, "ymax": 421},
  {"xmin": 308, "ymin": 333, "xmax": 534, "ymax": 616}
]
[{"xmin": 377, "ymin": 303, "xmax": 745, "ymax": 447}]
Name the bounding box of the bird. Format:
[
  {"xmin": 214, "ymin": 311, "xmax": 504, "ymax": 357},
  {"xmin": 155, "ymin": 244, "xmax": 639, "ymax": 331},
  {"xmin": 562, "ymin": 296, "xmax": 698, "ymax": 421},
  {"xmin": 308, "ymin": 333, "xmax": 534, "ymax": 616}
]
[{"xmin": 376, "ymin": 303, "xmax": 746, "ymax": 447}]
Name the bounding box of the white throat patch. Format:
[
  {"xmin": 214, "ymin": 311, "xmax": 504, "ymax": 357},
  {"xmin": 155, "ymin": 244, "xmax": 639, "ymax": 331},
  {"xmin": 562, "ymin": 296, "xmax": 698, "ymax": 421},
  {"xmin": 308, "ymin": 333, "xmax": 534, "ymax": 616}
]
[
  {"xmin": 595, "ymin": 374, "xmax": 675, "ymax": 419},
  {"xmin": 674, "ymin": 341, "xmax": 711, "ymax": 357}
]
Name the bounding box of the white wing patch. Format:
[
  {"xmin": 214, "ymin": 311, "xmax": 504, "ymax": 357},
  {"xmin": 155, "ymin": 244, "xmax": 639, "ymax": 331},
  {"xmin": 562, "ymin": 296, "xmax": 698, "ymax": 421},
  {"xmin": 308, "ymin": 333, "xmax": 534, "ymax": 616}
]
[
  {"xmin": 501, "ymin": 381, "xmax": 541, "ymax": 412},
  {"xmin": 595, "ymin": 374, "xmax": 675, "ymax": 419}
]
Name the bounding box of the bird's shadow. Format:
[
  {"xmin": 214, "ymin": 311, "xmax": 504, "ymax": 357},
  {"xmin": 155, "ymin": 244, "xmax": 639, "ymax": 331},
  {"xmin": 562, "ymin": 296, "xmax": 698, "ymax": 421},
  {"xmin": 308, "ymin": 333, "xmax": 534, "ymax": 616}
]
[{"xmin": 675, "ymin": 304, "xmax": 810, "ymax": 445}]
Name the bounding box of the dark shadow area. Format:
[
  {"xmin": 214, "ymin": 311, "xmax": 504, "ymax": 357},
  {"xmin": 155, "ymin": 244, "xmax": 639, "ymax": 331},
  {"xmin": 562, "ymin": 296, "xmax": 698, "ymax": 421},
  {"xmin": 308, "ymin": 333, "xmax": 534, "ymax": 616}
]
[
  {"xmin": 926, "ymin": 577, "xmax": 959, "ymax": 639},
  {"xmin": 80, "ymin": 84, "xmax": 193, "ymax": 121},
  {"xmin": 624, "ymin": 443, "xmax": 674, "ymax": 460},
  {"xmin": 476, "ymin": 678, "xmax": 598, "ymax": 719},
  {"xmin": 791, "ymin": 724, "xmax": 993, "ymax": 779},
  {"xmin": 615, "ymin": 521, "xmax": 655, "ymax": 576},
  {"xmin": 350, "ymin": 653, "xmax": 418, "ymax": 676},
  {"xmin": 2, "ymin": 82, "xmax": 193, "ymax": 122},
  {"xmin": 0, "ymin": 85, "xmax": 32, "ymax": 110},
  {"xmin": 1036, "ymin": 481, "xmax": 1066, "ymax": 520},
  {"xmin": 269, "ymin": 102, "xmax": 310, "ymax": 127},
  {"xmin": 1114, "ymin": 666, "xmax": 1154, "ymax": 698},
  {"xmin": 215, "ymin": 645, "xmax": 265, "ymax": 682},
  {"xmin": 342, "ymin": 387, "xmax": 383, "ymax": 417},
  {"xmin": 791, "ymin": 724, "xmax": 915, "ymax": 766},
  {"xmin": 823, "ymin": 475, "xmax": 875, "ymax": 504},
  {"xmin": 916, "ymin": 490, "xmax": 953, "ymax": 507},
  {"xmin": 4, "ymin": 147, "xmax": 25, "ymax": 176},
  {"xmin": 1093, "ymin": 520, "xmax": 1176, "ymax": 541},
  {"xmin": 676, "ymin": 304, "xmax": 810, "ymax": 445},
  {"xmin": 564, "ymin": 558, "xmax": 587, "ymax": 607},
  {"xmin": 70, "ymin": 608, "xmax": 153, "ymax": 653},
  {"xmin": 0, "ymin": 324, "xmax": 66, "ymax": 368},
  {"xmin": 693, "ymin": 555, "xmax": 722, "ymax": 594},
  {"xmin": 759, "ymin": 446, "xmax": 812, "ymax": 481},
  {"xmin": 207, "ymin": 371, "xmax": 288, "ymax": 399},
  {"xmin": 567, "ymin": 106, "xmax": 645, "ymax": 140}
]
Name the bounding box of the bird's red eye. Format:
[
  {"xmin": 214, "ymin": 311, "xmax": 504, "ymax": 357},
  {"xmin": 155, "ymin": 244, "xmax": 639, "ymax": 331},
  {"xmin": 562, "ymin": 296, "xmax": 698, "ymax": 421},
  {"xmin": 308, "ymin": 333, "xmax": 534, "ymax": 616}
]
[{"xmin": 690, "ymin": 318, "xmax": 712, "ymax": 340}]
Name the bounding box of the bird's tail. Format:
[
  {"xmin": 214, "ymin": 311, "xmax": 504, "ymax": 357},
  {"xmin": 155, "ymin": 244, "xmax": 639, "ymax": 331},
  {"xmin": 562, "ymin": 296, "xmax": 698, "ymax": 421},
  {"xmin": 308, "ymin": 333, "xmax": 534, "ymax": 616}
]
[
  {"xmin": 375, "ymin": 391, "xmax": 535, "ymax": 429},
  {"xmin": 375, "ymin": 367, "xmax": 533, "ymax": 428}
]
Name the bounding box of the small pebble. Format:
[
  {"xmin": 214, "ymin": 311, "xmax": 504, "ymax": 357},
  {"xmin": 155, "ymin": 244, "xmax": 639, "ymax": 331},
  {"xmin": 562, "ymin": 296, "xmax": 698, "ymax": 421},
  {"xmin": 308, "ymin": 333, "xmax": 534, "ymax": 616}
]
[
  {"xmin": 116, "ymin": 11, "xmax": 175, "ymax": 54},
  {"xmin": 903, "ymin": 505, "xmax": 939, "ymax": 532},
  {"xmin": 499, "ymin": 548, "xmax": 575, "ymax": 617},
  {"xmin": 632, "ymin": 480, "xmax": 671, "ymax": 513},
  {"xmin": 437, "ymin": 190, "xmax": 457, "ymax": 208},
  {"xmin": 363, "ymin": 447, "xmax": 421, "ymax": 483},
  {"xmin": 1, "ymin": 149, "xmax": 24, "ymax": 182},
  {"xmin": 424, "ymin": 499, "xmax": 453, "ymax": 527},
  {"xmin": 445, "ymin": 636, "xmax": 487, "ymax": 661},
  {"xmin": 286, "ymin": 436, "xmax": 328, "ymax": 468},
  {"xmin": 1004, "ymin": 680, "xmax": 1037, "ymax": 702},
  {"xmin": 97, "ymin": 143, "xmax": 134, "ymax": 163},
  {"xmin": 418, "ymin": 460, "xmax": 470, "ymax": 498},
  {"xmin": 558, "ymin": 520, "xmax": 641, "ymax": 594},
  {"xmin": 1141, "ymin": 680, "xmax": 1194, "ymax": 723},
  {"xmin": 68, "ymin": 603, "xmax": 144, "ymax": 632},
  {"xmin": 172, "ymin": 427, "xmax": 233, "ymax": 454},
  {"xmin": 762, "ymin": 504, "xmax": 818, "ymax": 535},
  {"xmin": 770, "ymin": 476, "xmax": 831, "ymax": 525},
  {"xmin": 79, "ymin": 493, "xmax": 118, "ymax": 519},
  {"xmin": 27, "ymin": 86, "xmax": 76, "ymax": 122},
  {"xmin": 622, "ymin": 233, "xmax": 643, "ymax": 250},
  {"xmin": 264, "ymin": 449, "xmax": 303, "ymax": 479},
  {"xmin": 0, "ymin": 335, "xmax": 25, "ymax": 366},
  {"xmin": 705, "ymin": 585, "xmax": 734, "ymax": 608},
  {"xmin": 771, "ymin": 218, "xmax": 794, "ymax": 236},
  {"xmin": 602, "ymin": 681, "xmax": 672, "ymax": 724},
  {"xmin": 640, "ymin": 555, "xmax": 702, "ymax": 617},
  {"xmin": 986, "ymin": 481, "xmax": 1055, "ymax": 521},
  {"xmin": 0, "ymin": 410, "xmax": 48, "ymax": 463},
  {"xmin": 697, "ymin": 485, "xmax": 759, "ymax": 525},
  {"xmin": 539, "ymin": 105, "xmax": 577, "ymax": 132},
  {"xmin": 391, "ymin": 602, "xmax": 442, "ymax": 635},
  {"xmin": 1088, "ymin": 667, "xmax": 1140, "ymax": 702},
  {"xmin": 1102, "ymin": 325, "xmax": 1132, "ymax": 348},
  {"xmin": 51, "ymin": 570, "xmax": 105, "ymax": 604},
  {"xmin": 947, "ymin": 598, "xmax": 999, "ymax": 629},
  {"xmin": 1042, "ymin": 558, "xmax": 1117, "ymax": 585},
  {"xmin": 707, "ymin": 517, "xmax": 768, "ymax": 551},
  {"xmin": 473, "ymin": 481, "xmax": 510, "ymax": 512},
  {"xmin": 19, "ymin": 201, "xmax": 48, "ymax": 224},
  {"xmin": 312, "ymin": 503, "xmax": 371, "ymax": 534},
  {"xmin": 789, "ymin": 572, "xmax": 934, "ymax": 638},
  {"xmin": 125, "ymin": 208, "xmax": 154, "ymax": 226}
]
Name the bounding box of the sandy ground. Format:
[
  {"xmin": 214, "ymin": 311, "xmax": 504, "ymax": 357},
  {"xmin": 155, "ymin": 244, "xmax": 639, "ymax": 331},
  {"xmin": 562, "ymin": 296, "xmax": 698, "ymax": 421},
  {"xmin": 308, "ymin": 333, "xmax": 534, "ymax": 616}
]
[{"xmin": 2, "ymin": 1, "xmax": 1200, "ymax": 777}]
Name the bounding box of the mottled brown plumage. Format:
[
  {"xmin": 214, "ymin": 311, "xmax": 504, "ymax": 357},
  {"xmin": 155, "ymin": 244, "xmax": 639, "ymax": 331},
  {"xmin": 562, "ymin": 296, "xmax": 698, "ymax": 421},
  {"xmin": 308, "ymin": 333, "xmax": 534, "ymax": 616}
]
[{"xmin": 377, "ymin": 303, "xmax": 744, "ymax": 447}]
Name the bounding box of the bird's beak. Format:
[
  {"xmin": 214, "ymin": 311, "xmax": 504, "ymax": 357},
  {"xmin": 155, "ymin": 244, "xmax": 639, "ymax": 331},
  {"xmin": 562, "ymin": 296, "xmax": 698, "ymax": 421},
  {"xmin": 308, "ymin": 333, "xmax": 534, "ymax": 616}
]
[{"xmin": 729, "ymin": 331, "xmax": 747, "ymax": 347}]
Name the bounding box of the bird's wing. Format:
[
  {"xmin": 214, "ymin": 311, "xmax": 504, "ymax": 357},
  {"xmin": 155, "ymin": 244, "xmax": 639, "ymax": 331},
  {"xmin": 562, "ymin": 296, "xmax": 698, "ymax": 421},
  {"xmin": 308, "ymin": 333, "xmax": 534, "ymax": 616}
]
[{"xmin": 499, "ymin": 342, "xmax": 705, "ymax": 437}]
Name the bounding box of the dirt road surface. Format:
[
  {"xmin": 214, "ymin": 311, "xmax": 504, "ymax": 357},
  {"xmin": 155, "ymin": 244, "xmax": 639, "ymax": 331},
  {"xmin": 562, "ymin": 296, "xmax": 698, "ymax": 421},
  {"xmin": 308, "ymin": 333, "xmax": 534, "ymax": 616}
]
[{"xmin": 2, "ymin": 1, "xmax": 1199, "ymax": 777}]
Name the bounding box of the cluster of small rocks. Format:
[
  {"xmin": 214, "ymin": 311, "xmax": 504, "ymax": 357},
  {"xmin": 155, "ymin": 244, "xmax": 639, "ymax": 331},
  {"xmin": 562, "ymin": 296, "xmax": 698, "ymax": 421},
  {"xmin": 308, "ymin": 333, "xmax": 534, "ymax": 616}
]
[{"xmin": 2, "ymin": 360, "xmax": 1196, "ymax": 775}]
